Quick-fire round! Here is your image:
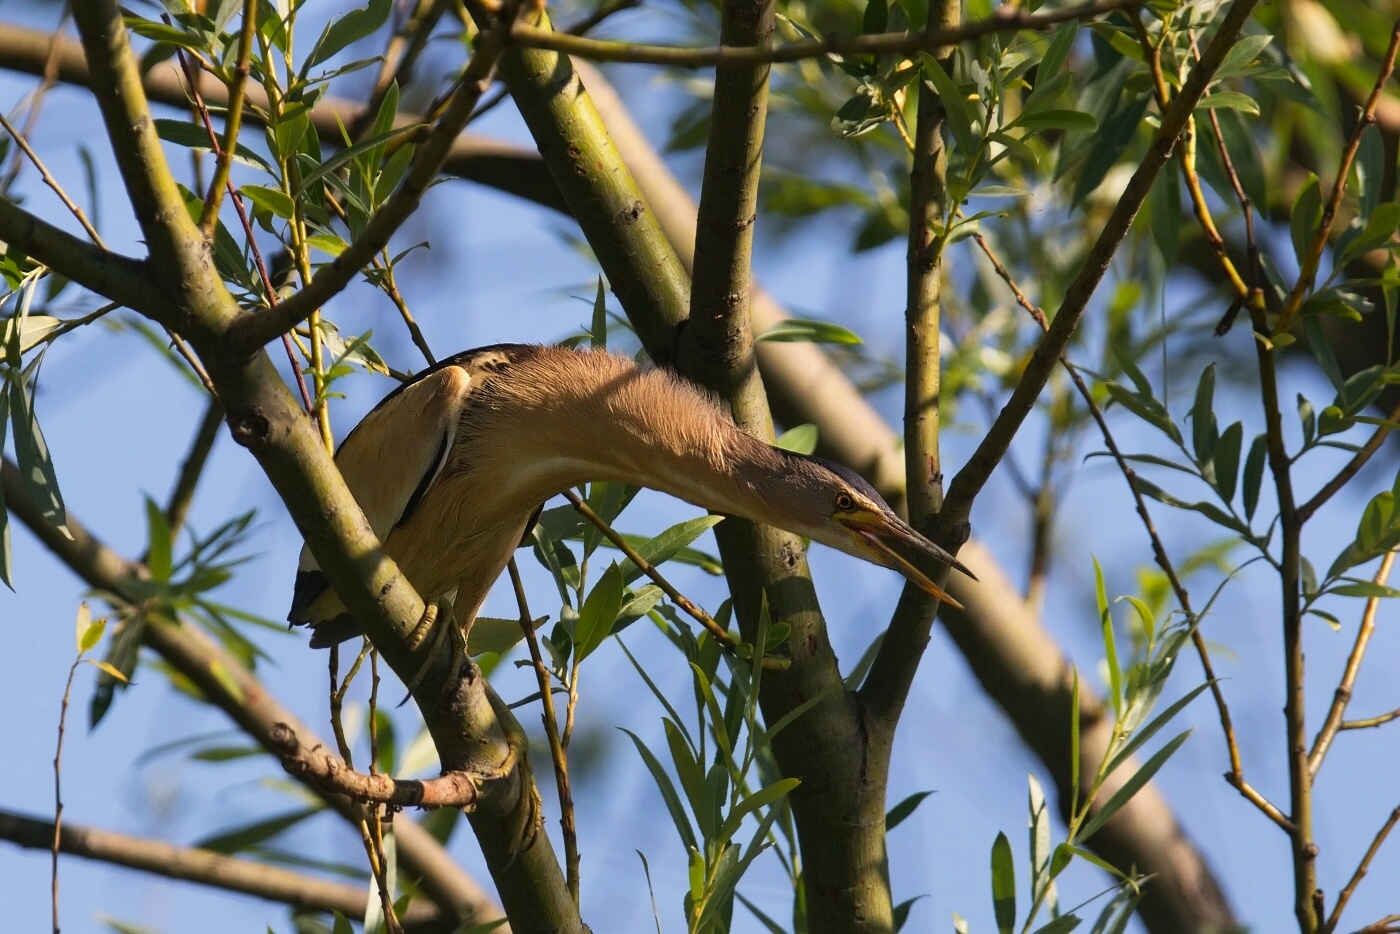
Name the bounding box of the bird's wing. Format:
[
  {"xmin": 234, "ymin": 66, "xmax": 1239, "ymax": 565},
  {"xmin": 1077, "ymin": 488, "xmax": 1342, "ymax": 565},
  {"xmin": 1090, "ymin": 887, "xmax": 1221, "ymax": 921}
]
[{"xmin": 288, "ymin": 364, "xmax": 475, "ymax": 623}]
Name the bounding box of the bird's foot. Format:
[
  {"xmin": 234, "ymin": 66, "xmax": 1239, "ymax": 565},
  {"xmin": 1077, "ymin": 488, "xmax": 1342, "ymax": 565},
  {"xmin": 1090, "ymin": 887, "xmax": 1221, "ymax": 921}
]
[{"xmin": 400, "ymin": 598, "xmax": 456, "ymax": 701}]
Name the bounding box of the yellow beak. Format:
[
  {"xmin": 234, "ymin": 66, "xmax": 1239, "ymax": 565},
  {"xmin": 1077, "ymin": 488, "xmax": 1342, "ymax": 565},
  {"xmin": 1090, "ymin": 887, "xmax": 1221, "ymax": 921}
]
[{"xmin": 843, "ymin": 511, "xmax": 975, "ymax": 609}]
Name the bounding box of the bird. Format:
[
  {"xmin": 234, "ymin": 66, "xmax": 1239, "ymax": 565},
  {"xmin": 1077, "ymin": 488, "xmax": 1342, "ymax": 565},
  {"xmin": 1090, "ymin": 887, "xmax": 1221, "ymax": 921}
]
[
  {"xmin": 286, "ymin": 343, "xmax": 976, "ymax": 853},
  {"xmin": 287, "ymin": 343, "xmax": 975, "ymax": 649}
]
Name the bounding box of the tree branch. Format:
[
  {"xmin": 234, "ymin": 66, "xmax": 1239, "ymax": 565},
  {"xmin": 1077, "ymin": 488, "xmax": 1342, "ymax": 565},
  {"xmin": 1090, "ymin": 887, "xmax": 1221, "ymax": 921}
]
[
  {"xmin": 270, "ymin": 723, "xmax": 481, "ymax": 809},
  {"xmin": 0, "ymin": 809, "xmax": 443, "ymax": 929},
  {"xmin": 508, "ymin": 0, "xmax": 1139, "ymax": 67},
  {"xmin": 0, "ymin": 196, "xmax": 159, "ymax": 314}
]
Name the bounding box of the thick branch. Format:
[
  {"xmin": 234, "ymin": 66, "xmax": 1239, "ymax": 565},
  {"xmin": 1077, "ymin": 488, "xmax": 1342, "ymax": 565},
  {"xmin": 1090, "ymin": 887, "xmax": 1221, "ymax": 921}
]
[
  {"xmin": 0, "ymin": 196, "xmax": 159, "ymax": 314},
  {"xmin": 1, "ymin": 457, "xmax": 506, "ymax": 930},
  {"xmin": 860, "ymin": 0, "xmax": 958, "ymax": 732},
  {"xmin": 0, "ymin": 809, "xmax": 442, "ymax": 929}
]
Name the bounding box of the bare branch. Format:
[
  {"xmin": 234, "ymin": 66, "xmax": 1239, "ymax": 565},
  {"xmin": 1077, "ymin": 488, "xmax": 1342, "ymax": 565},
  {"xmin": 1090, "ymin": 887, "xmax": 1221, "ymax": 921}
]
[
  {"xmin": 1324, "ymin": 805, "xmax": 1400, "ymax": 934},
  {"xmin": 509, "ymin": 0, "xmax": 1140, "ymax": 67},
  {"xmin": 1310, "ymin": 550, "xmax": 1398, "ymax": 775},
  {"xmin": 270, "ymin": 723, "xmax": 481, "ymax": 809},
  {"xmin": 0, "ymin": 809, "xmax": 442, "ymax": 928}
]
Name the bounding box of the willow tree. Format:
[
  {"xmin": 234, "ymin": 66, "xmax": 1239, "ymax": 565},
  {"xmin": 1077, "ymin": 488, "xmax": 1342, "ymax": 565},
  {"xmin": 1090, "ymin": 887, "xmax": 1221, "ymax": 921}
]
[{"xmin": 0, "ymin": 0, "xmax": 1397, "ymax": 932}]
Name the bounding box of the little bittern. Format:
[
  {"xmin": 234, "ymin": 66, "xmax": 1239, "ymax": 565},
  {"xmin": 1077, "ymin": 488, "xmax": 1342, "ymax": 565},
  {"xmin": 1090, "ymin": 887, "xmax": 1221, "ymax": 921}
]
[{"xmin": 287, "ymin": 344, "xmax": 973, "ymax": 646}]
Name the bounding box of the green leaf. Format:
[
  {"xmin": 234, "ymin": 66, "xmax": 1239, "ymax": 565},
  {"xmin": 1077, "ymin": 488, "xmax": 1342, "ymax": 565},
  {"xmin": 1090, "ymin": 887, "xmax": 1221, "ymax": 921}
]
[
  {"xmin": 296, "ymin": 124, "xmax": 422, "ymax": 196},
  {"xmin": 776, "ymin": 423, "xmax": 819, "ymax": 455},
  {"xmin": 894, "ymin": 895, "xmax": 929, "ymax": 932},
  {"xmin": 467, "ymin": 616, "xmax": 537, "ymax": 656},
  {"xmin": 620, "ymin": 727, "xmax": 698, "ymax": 852},
  {"xmin": 1215, "ymin": 34, "xmax": 1274, "ymax": 80},
  {"xmin": 302, "ymin": 0, "xmax": 392, "ymax": 73},
  {"xmin": 1070, "ymin": 93, "xmax": 1149, "ymax": 209},
  {"xmin": 863, "ymin": 0, "xmax": 888, "ymax": 35},
  {"xmin": 0, "ymin": 314, "xmax": 59, "ymax": 353},
  {"xmin": 1148, "ymin": 157, "xmax": 1181, "ymax": 263},
  {"xmin": 991, "ymin": 831, "xmax": 1016, "ymax": 934},
  {"xmin": 756, "ymin": 318, "xmax": 862, "ymax": 345},
  {"xmin": 144, "ymin": 496, "xmax": 172, "ymax": 582},
  {"xmin": 1039, "ymin": 21, "xmax": 1079, "ymax": 79},
  {"xmin": 76, "ymin": 602, "xmax": 104, "ymax": 653},
  {"xmin": 153, "ymin": 118, "xmax": 271, "ymax": 173},
  {"xmin": 1030, "ymin": 916, "xmax": 1080, "ymax": 934},
  {"xmin": 1014, "ymin": 109, "xmax": 1097, "ymax": 132},
  {"xmin": 617, "ymin": 515, "xmax": 723, "ymax": 585},
  {"xmin": 9, "ymin": 369, "xmax": 67, "ymax": 534},
  {"xmin": 575, "ymin": 563, "xmax": 625, "ymax": 662},
  {"xmin": 1196, "ymin": 91, "xmax": 1260, "ymax": 115},
  {"xmin": 1191, "ymin": 364, "xmax": 1218, "ymax": 466},
  {"xmin": 196, "ymin": 808, "xmax": 319, "ymax": 853},
  {"xmin": 920, "ymin": 54, "xmax": 976, "ymax": 155},
  {"xmin": 1242, "ymin": 433, "xmax": 1267, "ymax": 521},
  {"xmin": 0, "ymin": 376, "xmax": 10, "ymax": 587},
  {"xmin": 590, "ymin": 277, "xmax": 607, "ymax": 349},
  {"xmin": 1355, "ymin": 125, "xmax": 1384, "ymax": 220},
  {"xmin": 1078, "ymin": 730, "xmax": 1192, "ymax": 842},
  {"xmin": 1291, "ymin": 173, "xmax": 1322, "ymax": 266},
  {"xmin": 1214, "ymin": 421, "xmax": 1243, "ymax": 504},
  {"xmin": 1135, "ymin": 479, "xmax": 1248, "ymax": 535},
  {"xmin": 1103, "ymin": 382, "xmax": 1181, "ymax": 445},
  {"xmin": 718, "ymin": 777, "xmax": 801, "ymax": 844},
  {"xmin": 1094, "ymin": 558, "xmax": 1121, "ymax": 718},
  {"xmin": 1328, "ymin": 580, "xmax": 1400, "ymax": 599},
  {"xmin": 240, "ymin": 184, "xmax": 295, "ymax": 220},
  {"xmin": 886, "ymin": 790, "xmax": 935, "ymax": 832}
]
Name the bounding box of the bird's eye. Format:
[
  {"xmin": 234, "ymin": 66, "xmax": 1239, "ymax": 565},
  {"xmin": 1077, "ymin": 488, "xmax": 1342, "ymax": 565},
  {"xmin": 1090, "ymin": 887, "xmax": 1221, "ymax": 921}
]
[{"xmin": 834, "ymin": 492, "xmax": 855, "ymax": 511}]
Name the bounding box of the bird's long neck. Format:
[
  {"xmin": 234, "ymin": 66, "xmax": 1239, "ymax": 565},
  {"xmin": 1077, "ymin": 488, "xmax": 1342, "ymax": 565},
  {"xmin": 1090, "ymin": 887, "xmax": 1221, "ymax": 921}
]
[{"xmin": 464, "ymin": 349, "xmax": 788, "ymax": 525}]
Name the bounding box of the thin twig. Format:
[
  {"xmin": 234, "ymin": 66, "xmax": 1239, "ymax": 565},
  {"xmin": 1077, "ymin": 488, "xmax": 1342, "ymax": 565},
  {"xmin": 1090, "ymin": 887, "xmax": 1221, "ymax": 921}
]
[
  {"xmin": 0, "ymin": 6, "xmax": 67, "ymax": 194},
  {"xmin": 1340, "ymin": 708, "xmax": 1400, "ymax": 730},
  {"xmin": 1309, "ymin": 549, "xmax": 1396, "ymax": 775},
  {"xmin": 365, "ymin": 648, "xmax": 403, "ymax": 934},
  {"xmin": 508, "ymin": 0, "xmax": 1140, "ymax": 66},
  {"xmin": 1274, "ymin": 19, "xmax": 1400, "ymax": 336},
  {"xmin": 1324, "ymin": 805, "xmax": 1400, "ymax": 934},
  {"xmin": 1298, "ymin": 400, "xmax": 1400, "ymax": 523},
  {"xmin": 565, "ymin": 0, "xmax": 642, "ymax": 36},
  {"xmin": 163, "ymin": 398, "xmax": 223, "ymax": 541},
  {"xmin": 198, "ymin": 0, "xmax": 256, "ymax": 233},
  {"xmin": 508, "ymin": 559, "xmax": 578, "ymax": 906},
  {"xmin": 0, "ymin": 110, "xmax": 104, "ymax": 247},
  {"xmin": 353, "ymin": 0, "xmax": 450, "ymax": 141},
  {"xmin": 51, "ymin": 644, "xmax": 83, "ymax": 934},
  {"xmin": 0, "ymin": 809, "xmax": 442, "ymax": 926},
  {"xmin": 943, "ymin": 0, "xmax": 1262, "ymax": 529}
]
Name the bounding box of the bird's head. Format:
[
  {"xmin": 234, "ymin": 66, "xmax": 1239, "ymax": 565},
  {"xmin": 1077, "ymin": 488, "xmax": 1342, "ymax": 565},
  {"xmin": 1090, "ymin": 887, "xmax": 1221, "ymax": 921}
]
[{"xmin": 765, "ymin": 452, "xmax": 976, "ymax": 607}]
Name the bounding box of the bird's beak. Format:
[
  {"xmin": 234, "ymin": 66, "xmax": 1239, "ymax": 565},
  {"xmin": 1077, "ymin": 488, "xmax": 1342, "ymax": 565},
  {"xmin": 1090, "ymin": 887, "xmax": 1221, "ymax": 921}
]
[{"xmin": 840, "ymin": 510, "xmax": 977, "ymax": 609}]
